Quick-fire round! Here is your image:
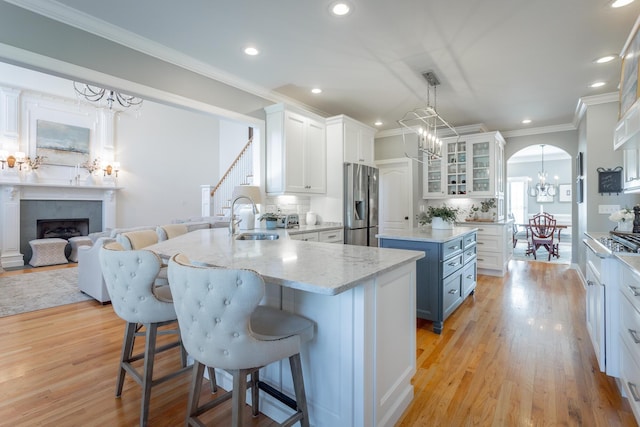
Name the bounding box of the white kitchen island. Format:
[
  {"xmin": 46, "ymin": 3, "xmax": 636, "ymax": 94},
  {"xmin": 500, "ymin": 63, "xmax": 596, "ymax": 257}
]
[{"xmin": 146, "ymin": 228, "xmax": 424, "ymax": 427}]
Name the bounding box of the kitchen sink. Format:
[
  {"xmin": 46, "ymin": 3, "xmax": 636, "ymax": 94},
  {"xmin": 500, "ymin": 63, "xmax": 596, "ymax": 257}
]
[{"xmin": 235, "ymin": 232, "xmax": 280, "ymax": 241}]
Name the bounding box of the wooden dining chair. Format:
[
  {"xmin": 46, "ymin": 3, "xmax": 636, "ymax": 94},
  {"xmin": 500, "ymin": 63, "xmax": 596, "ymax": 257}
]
[{"xmin": 528, "ymin": 214, "xmax": 559, "ymax": 260}]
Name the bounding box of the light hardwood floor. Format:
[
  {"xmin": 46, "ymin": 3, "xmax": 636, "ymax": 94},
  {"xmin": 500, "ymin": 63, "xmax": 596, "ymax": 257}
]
[{"xmin": 0, "ymin": 260, "xmax": 636, "ymax": 426}]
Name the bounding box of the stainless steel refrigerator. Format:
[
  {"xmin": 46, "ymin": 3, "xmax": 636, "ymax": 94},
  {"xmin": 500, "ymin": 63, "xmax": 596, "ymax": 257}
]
[{"xmin": 344, "ymin": 163, "xmax": 379, "ymax": 247}]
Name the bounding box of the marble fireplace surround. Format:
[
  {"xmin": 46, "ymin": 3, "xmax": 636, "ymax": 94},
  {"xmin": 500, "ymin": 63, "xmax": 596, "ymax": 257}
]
[{"xmin": 0, "ymin": 183, "xmax": 118, "ymax": 268}]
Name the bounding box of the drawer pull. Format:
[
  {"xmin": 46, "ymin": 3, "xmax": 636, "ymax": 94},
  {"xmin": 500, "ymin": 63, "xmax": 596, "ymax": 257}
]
[
  {"xmin": 466, "ymin": 275, "xmax": 474, "ymax": 280},
  {"xmin": 477, "ymin": 242, "xmax": 484, "ymax": 245},
  {"xmin": 628, "ymin": 285, "xmax": 640, "ymax": 296},
  {"xmin": 629, "ymin": 329, "xmax": 640, "ymax": 344},
  {"xmin": 448, "ymin": 289, "xmax": 458, "ymax": 295},
  {"xmin": 326, "ymin": 234, "xmax": 336, "ymax": 238},
  {"xmin": 448, "ymin": 245, "xmax": 459, "ymax": 250},
  {"xmin": 447, "ymin": 261, "xmax": 459, "ymax": 267},
  {"xmin": 629, "ymin": 382, "xmax": 640, "ymax": 402},
  {"xmin": 587, "ymin": 280, "xmax": 594, "ymax": 287},
  {"xmin": 477, "ymin": 258, "xmax": 484, "ymax": 261}
]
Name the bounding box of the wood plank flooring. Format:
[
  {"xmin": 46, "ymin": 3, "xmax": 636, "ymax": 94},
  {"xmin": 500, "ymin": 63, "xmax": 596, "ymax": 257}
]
[{"xmin": 0, "ymin": 260, "xmax": 636, "ymax": 426}]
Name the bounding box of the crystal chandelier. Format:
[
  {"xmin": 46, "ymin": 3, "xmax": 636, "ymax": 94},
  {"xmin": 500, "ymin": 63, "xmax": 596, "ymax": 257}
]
[
  {"xmin": 397, "ymin": 71, "xmax": 458, "ymax": 163},
  {"xmin": 528, "ymin": 144, "xmax": 557, "ymax": 197},
  {"xmin": 73, "ymin": 82, "xmax": 143, "ymax": 110}
]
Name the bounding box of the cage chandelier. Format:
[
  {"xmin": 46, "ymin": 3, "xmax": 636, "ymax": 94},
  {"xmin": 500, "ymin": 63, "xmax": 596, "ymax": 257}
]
[
  {"xmin": 397, "ymin": 70, "xmax": 458, "ymax": 164},
  {"xmin": 73, "ymin": 82, "xmax": 143, "ymax": 110}
]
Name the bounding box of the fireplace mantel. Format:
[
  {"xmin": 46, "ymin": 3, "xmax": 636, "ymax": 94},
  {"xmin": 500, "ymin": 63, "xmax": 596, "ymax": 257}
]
[{"xmin": 0, "ymin": 182, "xmax": 121, "ymax": 267}]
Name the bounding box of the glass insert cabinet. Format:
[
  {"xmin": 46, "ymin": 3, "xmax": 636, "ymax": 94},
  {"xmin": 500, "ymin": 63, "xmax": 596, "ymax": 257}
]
[{"xmin": 422, "ymin": 131, "xmax": 505, "ymax": 202}]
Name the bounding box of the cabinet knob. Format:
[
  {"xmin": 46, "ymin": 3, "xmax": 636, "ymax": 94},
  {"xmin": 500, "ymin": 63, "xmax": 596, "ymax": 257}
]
[{"xmin": 405, "ymin": 216, "xmax": 409, "ymax": 220}]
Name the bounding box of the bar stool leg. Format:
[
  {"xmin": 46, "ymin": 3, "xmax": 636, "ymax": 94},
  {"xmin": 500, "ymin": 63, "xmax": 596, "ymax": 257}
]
[
  {"xmin": 116, "ymin": 322, "xmax": 137, "ymax": 397},
  {"xmin": 141, "ymin": 323, "xmax": 159, "ymax": 427},
  {"xmin": 290, "ymin": 353, "xmax": 310, "ymax": 427}
]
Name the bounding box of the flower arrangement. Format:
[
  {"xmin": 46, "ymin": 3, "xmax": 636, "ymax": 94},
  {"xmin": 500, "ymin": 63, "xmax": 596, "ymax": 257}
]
[
  {"xmin": 26, "ymin": 155, "xmax": 47, "ymax": 170},
  {"xmin": 82, "ymin": 158, "xmax": 101, "ymax": 174},
  {"xmin": 416, "ymin": 204, "xmax": 461, "ymax": 225},
  {"xmin": 609, "ymin": 208, "xmax": 634, "ymax": 223}
]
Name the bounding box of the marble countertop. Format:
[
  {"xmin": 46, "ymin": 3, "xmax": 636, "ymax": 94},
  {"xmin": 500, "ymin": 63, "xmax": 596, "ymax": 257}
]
[
  {"xmin": 376, "ymin": 225, "xmax": 478, "ymax": 243},
  {"xmin": 458, "ymin": 219, "xmax": 513, "ymax": 225},
  {"xmin": 146, "ymin": 228, "xmax": 424, "ymax": 296}
]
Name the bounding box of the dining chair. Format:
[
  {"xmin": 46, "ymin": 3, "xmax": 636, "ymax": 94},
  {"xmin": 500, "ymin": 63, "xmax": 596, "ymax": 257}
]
[
  {"xmin": 168, "ymin": 253, "xmax": 315, "ymax": 427},
  {"xmin": 528, "ymin": 214, "xmax": 559, "ymax": 260}
]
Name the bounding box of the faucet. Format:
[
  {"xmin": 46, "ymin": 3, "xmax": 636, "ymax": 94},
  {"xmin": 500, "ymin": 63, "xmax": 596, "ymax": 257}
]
[{"xmin": 229, "ymin": 196, "xmax": 259, "ymax": 235}]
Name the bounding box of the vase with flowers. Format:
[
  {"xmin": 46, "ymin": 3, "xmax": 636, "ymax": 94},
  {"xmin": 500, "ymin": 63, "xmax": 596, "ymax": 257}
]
[
  {"xmin": 609, "ymin": 208, "xmax": 634, "ymax": 232},
  {"xmin": 24, "ymin": 155, "xmax": 46, "ymax": 183},
  {"xmin": 82, "ymin": 157, "xmax": 101, "ymax": 185}
]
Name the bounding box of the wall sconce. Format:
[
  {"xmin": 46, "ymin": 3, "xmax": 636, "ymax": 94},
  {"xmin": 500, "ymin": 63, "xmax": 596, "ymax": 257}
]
[
  {"xmin": 103, "ymin": 161, "xmax": 120, "ymax": 178},
  {"xmin": 0, "ymin": 150, "xmax": 7, "ymax": 169},
  {"xmin": 14, "ymin": 152, "xmax": 26, "ymax": 170}
]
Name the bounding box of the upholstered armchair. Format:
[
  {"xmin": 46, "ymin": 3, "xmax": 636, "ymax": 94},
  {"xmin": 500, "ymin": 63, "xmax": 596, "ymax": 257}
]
[{"xmin": 77, "ymin": 237, "xmax": 115, "ymax": 303}]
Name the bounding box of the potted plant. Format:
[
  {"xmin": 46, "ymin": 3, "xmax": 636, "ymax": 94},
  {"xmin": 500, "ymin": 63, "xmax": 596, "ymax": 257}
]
[
  {"xmin": 467, "ymin": 204, "xmax": 480, "ymax": 221},
  {"xmin": 416, "ymin": 204, "xmax": 461, "ymax": 230},
  {"xmin": 258, "ymin": 212, "xmax": 279, "ymax": 230},
  {"xmin": 25, "ymin": 155, "xmax": 46, "ymax": 182},
  {"xmin": 479, "ymin": 198, "xmax": 497, "ymax": 220}
]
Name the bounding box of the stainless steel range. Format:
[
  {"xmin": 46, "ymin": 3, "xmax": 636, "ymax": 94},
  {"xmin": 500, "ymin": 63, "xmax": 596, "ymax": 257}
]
[{"xmin": 598, "ymin": 231, "xmax": 640, "ymax": 253}]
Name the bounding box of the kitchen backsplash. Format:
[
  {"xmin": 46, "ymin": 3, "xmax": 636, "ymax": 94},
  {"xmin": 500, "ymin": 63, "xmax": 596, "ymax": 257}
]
[{"xmin": 264, "ymin": 195, "xmax": 313, "ymax": 224}]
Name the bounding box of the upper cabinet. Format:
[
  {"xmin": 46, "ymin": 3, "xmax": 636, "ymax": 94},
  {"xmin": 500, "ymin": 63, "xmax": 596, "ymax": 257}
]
[
  {"xmin": 265, "ymin": 104, "xmax": 327, "ymax": 195},
  {"xmin": 423, "ymin": 131, "xmax": 505, "ymax": 200},
  {"xmin": 615, "ymin": 16, "xmax": 640, "ymax": 150},
  {"xmin": 326, "ymin": 115, "xmax": 376, "ymax": 166}
]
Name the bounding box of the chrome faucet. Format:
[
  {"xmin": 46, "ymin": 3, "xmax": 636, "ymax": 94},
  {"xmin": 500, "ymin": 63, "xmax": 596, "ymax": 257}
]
[{"xmin": 229, "ymin": 196, "xmax": 259, "ymax": 235}]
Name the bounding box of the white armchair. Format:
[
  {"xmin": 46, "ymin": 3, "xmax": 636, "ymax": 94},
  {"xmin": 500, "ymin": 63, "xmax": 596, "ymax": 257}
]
[{"xmin": 78, "ymin": 237, "xmax": 115, "ymax": 303}]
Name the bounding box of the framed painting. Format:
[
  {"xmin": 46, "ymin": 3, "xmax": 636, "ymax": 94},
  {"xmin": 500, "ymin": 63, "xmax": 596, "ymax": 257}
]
[
  {"xmin": 558, "ymin": 184, "xmax": 572, "ymax": 202},
  {"xmin": 35, "ymin": 120, "xmax": 91, "ymax": 166}
]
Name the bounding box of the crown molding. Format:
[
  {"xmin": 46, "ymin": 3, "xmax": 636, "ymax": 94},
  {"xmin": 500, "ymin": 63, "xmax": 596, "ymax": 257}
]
[
  {"xmin": 573, "ymin": 92, "xmax": 619, "ymax": 127},
  {"xmin": 501, "ymin": 123, "xmax": 577, "ymax": 138}
]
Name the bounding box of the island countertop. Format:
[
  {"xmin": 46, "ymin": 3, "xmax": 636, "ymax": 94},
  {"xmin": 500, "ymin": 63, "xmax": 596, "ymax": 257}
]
[
  {"xmin": 376, "ymin": 225, "xmax": 478, "ymax": 243},
  {"xmin": 146, "ymin": 228, "xmax": 424, "ymax": 296}
]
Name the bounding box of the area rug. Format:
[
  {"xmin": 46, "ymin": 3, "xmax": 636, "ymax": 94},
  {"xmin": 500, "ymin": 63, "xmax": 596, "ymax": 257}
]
[
  {"xmin": 511, "ymin": 241, "xmax": 572, "ymax": 264},
  {"xmin": 0, "ymin": 268, "xmax": 91, "ymax": 317}
]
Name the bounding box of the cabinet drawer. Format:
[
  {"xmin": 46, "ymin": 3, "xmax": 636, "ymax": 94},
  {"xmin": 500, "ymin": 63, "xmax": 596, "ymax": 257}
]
[
  {"xmin": 621, "ymin": 266, "xmax": 640, "ymax": 311},
  {"xmin": 318, "ymin": 229, "xmax": 343, "ymax": 243},
  {"xmin": 475, "ymin": 225, "xmax": 501, "ymax": 236},
  {"xmin": 462, "ymin": 261, "xmax": 477, "ymax": 296},
  {"xmin": 443, "ymin": 238, "xmax": 463, "ymax": 259},
  {"xmin": 289, "ymin": 232, "xmax": 319, "ymax": 242},
  {"xmin": 621, "ymin": 293, "xmax": 640, "ymax": 365},
  {"xmin": 620, "ymin": 337, "xmax": 640, "ymax": 421},
  {"xmin": 443, "ymin": 254, "xmax": 464, "ymax": 278},
  {"xmin": 463, "ymin": 245, "xmax": 477, "ymax": 264},
  {"xmin": 464, "ymin": 232, "xmax": 477, "ymax": 248},
  {"xmin": 476, "ymin": 251, "xmax": 501, "ymax": 270},
  {"xmin": 443, "ymin": 272, "xmax": 463, "ymax": 318},
  {"xmin": 476, "ymin": 235, "xmax": 500, "ymax": 253}
]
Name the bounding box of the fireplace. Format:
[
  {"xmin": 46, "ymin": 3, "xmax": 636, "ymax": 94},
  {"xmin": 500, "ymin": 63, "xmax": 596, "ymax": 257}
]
[{"xmin": 37, "ymin": 218, "xmax": 89, "ymax": 240}]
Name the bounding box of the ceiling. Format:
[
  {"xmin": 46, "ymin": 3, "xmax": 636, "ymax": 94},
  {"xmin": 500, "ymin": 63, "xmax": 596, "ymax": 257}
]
[{"xmin": 6, "ymin": 0, "xmax": 640, "ymax": 133}]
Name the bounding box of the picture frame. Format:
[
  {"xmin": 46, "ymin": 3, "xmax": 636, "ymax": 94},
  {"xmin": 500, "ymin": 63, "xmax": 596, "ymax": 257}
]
[
  {"xmin": 36, "ymin": 119, "xmax": 91, "ymax": 166},
  {"xmin": 597, "ymin": 167, "xmax": 623, "ymax": 195},
  {"xmin": 558, "ymin": 183, "xmax": 572, "ymax": 202}
]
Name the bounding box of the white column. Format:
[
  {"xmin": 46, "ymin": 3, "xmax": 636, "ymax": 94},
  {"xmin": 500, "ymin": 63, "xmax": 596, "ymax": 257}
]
[{"xmin": 0, "ymin": 185, "xmax": 24, "ymax": 267}]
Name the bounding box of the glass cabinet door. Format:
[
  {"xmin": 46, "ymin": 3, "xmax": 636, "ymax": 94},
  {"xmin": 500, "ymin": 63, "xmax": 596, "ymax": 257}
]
[
  {"xmin": 469, "ymin": 140, "xmax": 493, "ymax": 196},
  {"xmin": 445, "ymin": 139, "xmax": 467, "ymax": 196},
  {"xmin": 423, "ymin": 154, "xmax": 444, "ymax": 197}
]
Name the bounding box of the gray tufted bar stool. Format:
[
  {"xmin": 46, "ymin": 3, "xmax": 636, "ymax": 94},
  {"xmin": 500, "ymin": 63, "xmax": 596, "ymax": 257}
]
[
  {"xmin": 100, "ymin": 242, "xmax": 215, "ymax": 426},
  {"xmin": 168, "ymin": 253, "xmax": 315, "ymax": 427}
]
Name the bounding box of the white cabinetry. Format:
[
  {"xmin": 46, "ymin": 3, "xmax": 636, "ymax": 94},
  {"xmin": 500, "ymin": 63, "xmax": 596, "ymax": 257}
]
[
  {"xmin": 586, "ymin": 247, "xmax": 606, "ymax": 372},
  {"xmin": 619, "ymin": 259, "xmax": 640, "ymax": 422},
  {"xmin": 624, "ymin": 148, "xmax": 640, "ymax": 192},
  {"xmin": 474, "ymin": 221, "xmax": 511, "ymax": 277},
  {"xmin": 423, "ymin": 131, "xmax": 505, "ymax": 204},
  {"xmin": 265, "ymin": 104, "xmax": 326, "ymax": 195},
  {"xmin": 326, "ymin": 115, "xmax": 375, "ymax": 165},
  {"xmin": 289, "ymin": 228, "xmax": 344, "ymax": 243}
]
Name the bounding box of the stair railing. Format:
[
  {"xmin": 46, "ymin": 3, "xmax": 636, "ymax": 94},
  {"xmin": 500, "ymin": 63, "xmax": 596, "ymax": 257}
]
[{"xmin": 210, "ymin": 137, "xmax": 254, "ymax": 216}]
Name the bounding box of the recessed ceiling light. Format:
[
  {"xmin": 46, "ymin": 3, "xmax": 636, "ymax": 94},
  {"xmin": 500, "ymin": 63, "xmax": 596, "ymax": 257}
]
[
  {"xmin": 611, "ymin": 0, "xmax": 635, "ymax": 7},
  {"xmin": 374, "ymin": 121, "xmax": 383, "ymax": 126},
  {"xmin": 331, "ymin": 2, "xmax": 351, "ymax": 16},
  {"xmin": 244, "ymin": 47, "xmax": 259, "ymax": 56},
  {"xmin": 595, "ymin": 55, "xmax": 617, "ymax": 64},
  {"xmin": 311, "ymin": 88, "xmax": 322, "ymax": 94},
  {"xmin": 522, "ymin": 119, "xmax": 532, "ymax": 124},
  {"xmin": 590, "ymin": 81, "xmax": 606, "ymax": 88}
]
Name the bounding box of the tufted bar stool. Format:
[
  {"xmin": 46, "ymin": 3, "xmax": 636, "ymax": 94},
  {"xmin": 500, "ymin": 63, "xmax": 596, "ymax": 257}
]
[
  {"xmin": 168, "ymin": 253, "xmax": 315, "ymax": 427},
  {"xmin": 99, "ymin": 243, "xmax": 214, "ymax": 426}
]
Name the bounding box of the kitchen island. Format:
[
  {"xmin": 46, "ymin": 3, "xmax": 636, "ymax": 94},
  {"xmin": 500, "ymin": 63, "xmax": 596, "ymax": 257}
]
[
  {"xmin": 146, "ymin": 228, "xmax": 424, "ymax": 427},
  {"xmin": 377, "ymin": 226, "xmax": 478, "ymax": 334}
]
